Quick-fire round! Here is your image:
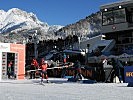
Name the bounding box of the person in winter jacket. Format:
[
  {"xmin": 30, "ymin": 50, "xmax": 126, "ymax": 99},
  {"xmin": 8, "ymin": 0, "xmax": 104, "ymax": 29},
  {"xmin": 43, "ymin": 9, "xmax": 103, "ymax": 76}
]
[
  {"xmin": 7, "ymin": 61, "xmax": 13, "ymax": 79},
  {"xmin": 73, "ymin": 60, "xmax": 83, "ymax": 80},
  {"xmin": 30, "ymin": 58, "xmax": 38, "ymax": 79},
  {"xmin": 39, "ymin": 58, "xmax": 50, "ymax": 83}
]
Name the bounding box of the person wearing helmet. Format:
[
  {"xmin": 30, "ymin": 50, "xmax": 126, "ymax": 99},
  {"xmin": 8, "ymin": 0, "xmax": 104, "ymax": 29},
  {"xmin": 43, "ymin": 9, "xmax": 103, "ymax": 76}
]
[{"xmin": 39, "ymin": 58, "xmax": 50, "ymax": 83}]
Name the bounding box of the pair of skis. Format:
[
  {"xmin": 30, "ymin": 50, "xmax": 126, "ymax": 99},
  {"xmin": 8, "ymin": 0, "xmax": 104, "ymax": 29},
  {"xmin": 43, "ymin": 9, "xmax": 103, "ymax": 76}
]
[{"xmin": 39, "ymin": 81, "xmax": 53, "ymax": 86}]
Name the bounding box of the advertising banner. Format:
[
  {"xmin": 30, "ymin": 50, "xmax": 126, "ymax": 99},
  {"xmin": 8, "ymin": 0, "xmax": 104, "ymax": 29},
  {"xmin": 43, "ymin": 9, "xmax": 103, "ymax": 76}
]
[{"xmin": 124, "ymin": 66, "xmax": 133, "ymax": 83}]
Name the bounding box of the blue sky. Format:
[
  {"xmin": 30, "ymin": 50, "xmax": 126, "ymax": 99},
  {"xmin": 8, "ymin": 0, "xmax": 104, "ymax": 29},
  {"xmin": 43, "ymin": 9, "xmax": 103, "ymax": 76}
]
[{"xmin": 0, "ymin": 0, "xmax": 119, "ymax": 26}]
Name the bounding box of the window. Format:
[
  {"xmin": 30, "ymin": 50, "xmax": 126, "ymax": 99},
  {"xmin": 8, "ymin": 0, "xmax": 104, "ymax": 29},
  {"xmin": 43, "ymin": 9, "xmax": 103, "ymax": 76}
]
[
  {"xmin": 129, "ymin": 12, "xmax": 133, "ymax": 23},
  {"xmin": 102, "ymin": 8, "xmax": 126, "ymax": 25},
  {"xmin": 114, "ymin": 9, "xmax": 126, "ymax": 23},
  {"xmin": 127, "ymin": 8, "xmax": 133, "ymax": 23},
  {"xmin": 102, "ymin": 11, "xmax": 113, "ymax": 25}
]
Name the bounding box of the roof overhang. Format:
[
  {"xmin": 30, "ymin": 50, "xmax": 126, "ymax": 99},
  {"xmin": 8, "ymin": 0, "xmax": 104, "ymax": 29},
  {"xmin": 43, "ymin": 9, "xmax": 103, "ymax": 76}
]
[{"xmin": 100, "ymin": 0, "xmax": 133, "ymax": 10}]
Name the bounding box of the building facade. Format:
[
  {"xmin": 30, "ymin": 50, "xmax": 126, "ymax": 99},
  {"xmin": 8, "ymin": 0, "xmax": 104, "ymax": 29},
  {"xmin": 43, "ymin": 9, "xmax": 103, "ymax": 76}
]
[
  {"xmin": 100, "ymin": 0, "xmax": 133, "ymax": 56},
  {"xmin": 0, "ymin": 43, "xmax": 25, "ymax": 81}
]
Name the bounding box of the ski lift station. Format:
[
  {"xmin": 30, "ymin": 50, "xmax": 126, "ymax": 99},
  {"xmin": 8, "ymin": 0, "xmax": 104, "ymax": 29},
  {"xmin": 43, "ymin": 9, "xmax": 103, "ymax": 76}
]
[{"xmin": 0, "ymin": 43, "xmax": 25, "ymax": 81}]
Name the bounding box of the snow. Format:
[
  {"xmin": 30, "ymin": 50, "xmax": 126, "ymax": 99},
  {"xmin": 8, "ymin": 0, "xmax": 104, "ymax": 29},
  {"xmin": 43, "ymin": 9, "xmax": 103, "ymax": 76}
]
[
  {"xmin": 0, "ymin": 8, "xmax": 63, "ymax": 35},
  {"xmin": 0, "ymin": 78, "xmax": 132, "ymax": 100}
]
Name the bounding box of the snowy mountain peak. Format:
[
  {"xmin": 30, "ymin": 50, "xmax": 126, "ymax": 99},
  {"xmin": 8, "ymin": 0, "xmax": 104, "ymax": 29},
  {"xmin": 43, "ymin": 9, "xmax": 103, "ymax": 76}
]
[
  {"xmin": 0, "ymin": 8, "xmax": 51, "ymax": 33},
  {"xmin": 8, "ymin": 8, "xmax": 23, "ymax": 13},
  {"xmin": 0, "ymin": 8, "xmax": 64, "ymax": 43},
  {"xmin": 0, "ymin": 9, "xmax": 6, "ymax": 14}
]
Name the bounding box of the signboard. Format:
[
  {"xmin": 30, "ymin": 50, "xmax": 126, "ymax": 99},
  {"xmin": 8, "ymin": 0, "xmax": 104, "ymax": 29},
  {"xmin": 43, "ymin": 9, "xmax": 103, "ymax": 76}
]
[
  {"xmin": 47, "ymin": 67, "xmax": 96, "ymax": 80},
  {"xmin": 124, "ymin": 66, "xmax": 133, "ymax": 83},
  {"xmin": 0, "ymin": 43, "xmax": 10, "ymax": 52}
]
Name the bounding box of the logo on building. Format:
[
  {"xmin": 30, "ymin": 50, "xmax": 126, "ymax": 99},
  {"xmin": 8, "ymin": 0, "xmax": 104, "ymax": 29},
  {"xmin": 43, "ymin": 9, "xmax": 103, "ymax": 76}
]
[
  {"xmin": 126, "ymin": 72, "xmax": 133, "ymax": 77},
  {"xmin": 0, "ymin": 45, "xmax": 8, "ymax": 49}
]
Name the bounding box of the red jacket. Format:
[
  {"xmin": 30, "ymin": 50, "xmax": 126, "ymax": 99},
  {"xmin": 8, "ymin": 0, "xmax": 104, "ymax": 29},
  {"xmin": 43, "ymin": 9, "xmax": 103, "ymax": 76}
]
[
  {"xmin": 8, "ymin": 61, "xmax": 12, "ymax": 67},
  {"xmin": 31, "ymin": 59, "xmax": 38, "ymax": 67},
  {"xmin": 40, "ymin": 64, "xmax": 48, "ymax": 71}
]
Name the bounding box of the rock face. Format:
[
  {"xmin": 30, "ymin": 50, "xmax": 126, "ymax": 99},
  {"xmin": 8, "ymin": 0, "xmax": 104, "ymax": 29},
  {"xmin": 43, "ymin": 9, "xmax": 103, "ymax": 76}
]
[{"xmin": 56, "ymin": 12, "xmax": 102, "ymax": 40}]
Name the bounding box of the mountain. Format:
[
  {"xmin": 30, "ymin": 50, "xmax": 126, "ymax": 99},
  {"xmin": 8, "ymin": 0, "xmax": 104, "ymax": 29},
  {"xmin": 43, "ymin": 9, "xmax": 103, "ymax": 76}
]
[
  {"xmin": 0, "ymin": 8, "xmax": 48, "ymax": 33},
  {"xmin": 56, "ymin": 12, "xmax": 102, "ymax": 42},
  {"xmin": 0, "ymin": 8, "xmax": 63, "ymax": 43},
  {"xmin": 0, "ymin": 8, "xmax": 102, "ymax": 43}
]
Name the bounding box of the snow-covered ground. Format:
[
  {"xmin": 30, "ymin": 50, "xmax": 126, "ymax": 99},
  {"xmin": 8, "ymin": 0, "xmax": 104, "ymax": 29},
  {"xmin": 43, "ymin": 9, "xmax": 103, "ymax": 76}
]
[{"xmin": 0, "ymin": 78, "xmax": 132, "ymax": 100}]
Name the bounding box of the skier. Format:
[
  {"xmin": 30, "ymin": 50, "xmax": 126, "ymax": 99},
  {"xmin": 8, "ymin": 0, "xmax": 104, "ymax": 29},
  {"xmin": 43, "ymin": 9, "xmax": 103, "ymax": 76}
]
[{"xmin": 39, "ymin": 58, "xmax": 50, "ymax": 83}]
